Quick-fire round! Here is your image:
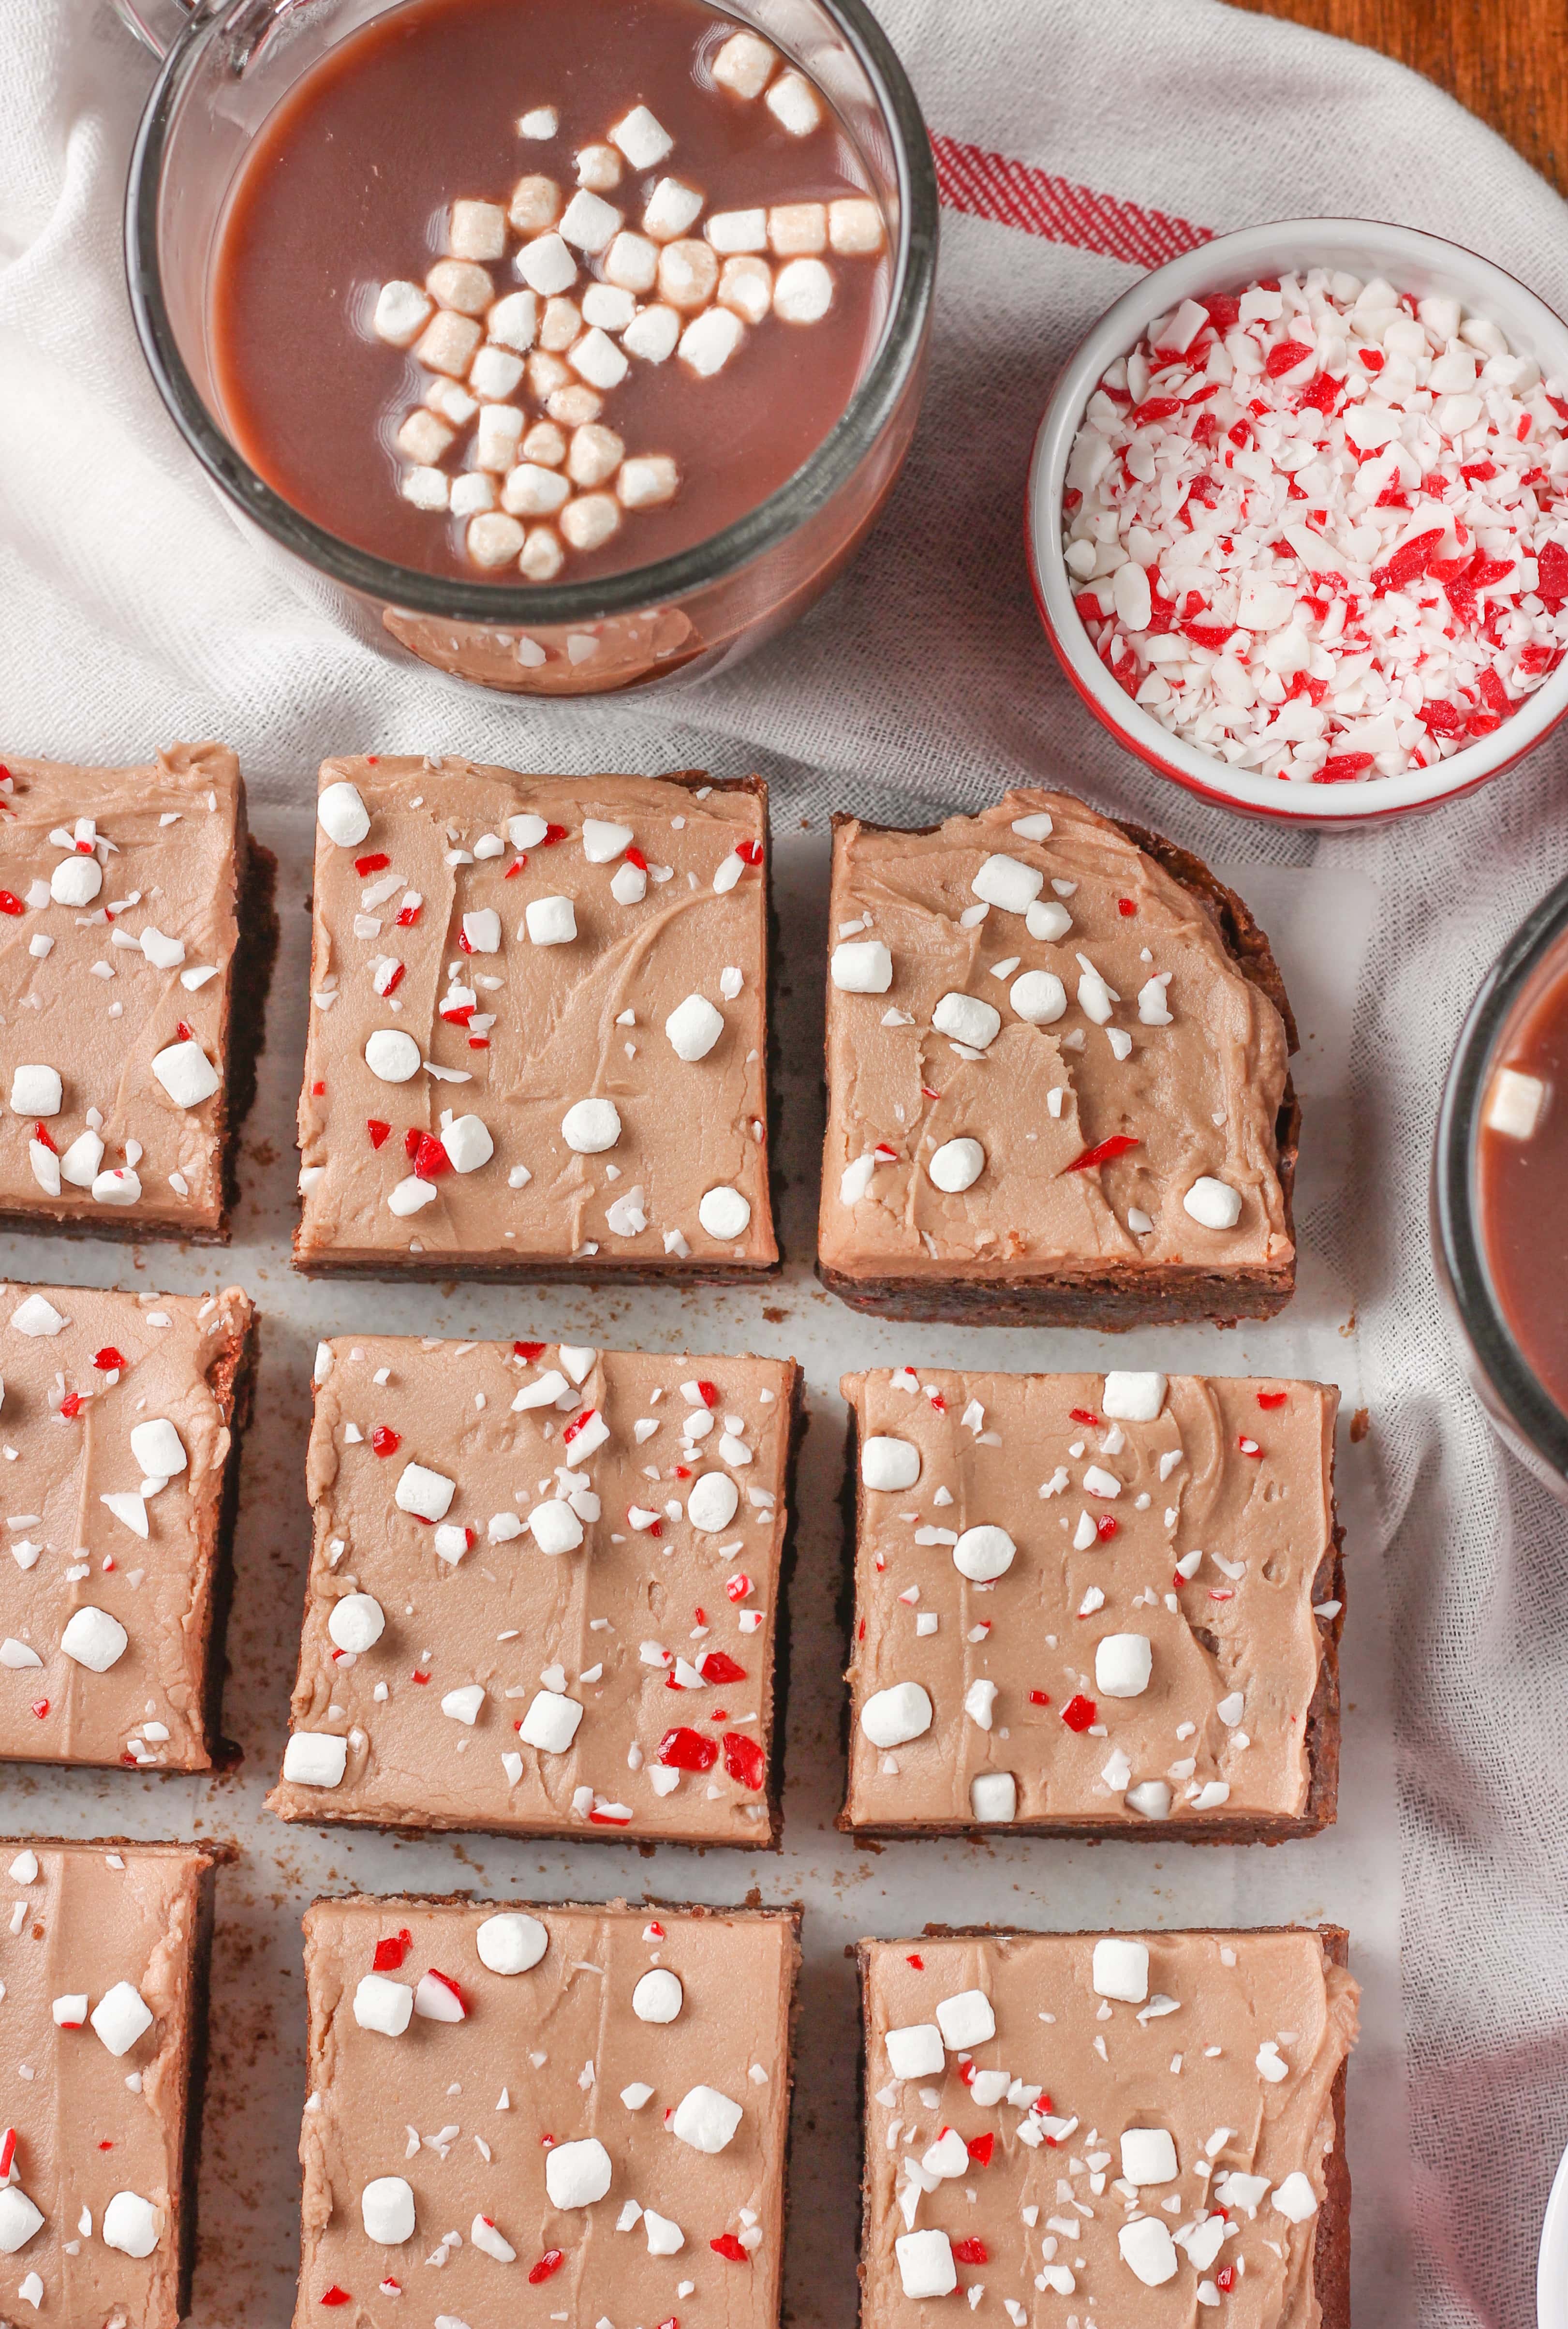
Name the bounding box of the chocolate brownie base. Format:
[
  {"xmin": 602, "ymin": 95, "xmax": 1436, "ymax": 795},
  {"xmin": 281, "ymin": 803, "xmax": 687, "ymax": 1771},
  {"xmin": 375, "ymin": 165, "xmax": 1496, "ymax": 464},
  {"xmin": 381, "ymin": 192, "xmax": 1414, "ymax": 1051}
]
[{"xmin": 818, "ymin": 805, "xmax": 1299, "ymax": 1330}]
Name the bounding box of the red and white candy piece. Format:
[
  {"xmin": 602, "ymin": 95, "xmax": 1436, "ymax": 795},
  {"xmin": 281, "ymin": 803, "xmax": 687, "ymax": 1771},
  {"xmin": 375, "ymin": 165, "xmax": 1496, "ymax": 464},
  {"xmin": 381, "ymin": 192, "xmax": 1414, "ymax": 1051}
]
[{"xmin": 414, "ymin": 1969, "xmax": 466, "ymax": 2021}]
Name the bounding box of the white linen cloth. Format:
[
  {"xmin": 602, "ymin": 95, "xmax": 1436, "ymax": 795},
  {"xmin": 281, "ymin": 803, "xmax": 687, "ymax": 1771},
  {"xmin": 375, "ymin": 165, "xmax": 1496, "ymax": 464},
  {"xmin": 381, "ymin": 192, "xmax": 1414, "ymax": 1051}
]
[{"xmin": 2, "ymin": 2, "xmax": 1566, "ymax": 2320}]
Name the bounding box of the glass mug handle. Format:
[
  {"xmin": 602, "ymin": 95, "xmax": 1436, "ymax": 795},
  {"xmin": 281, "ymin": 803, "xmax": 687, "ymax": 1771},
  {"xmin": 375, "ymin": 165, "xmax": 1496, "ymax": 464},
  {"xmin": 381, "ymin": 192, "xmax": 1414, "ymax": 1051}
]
[{"xmin": 108, "ymin": 0, "xmax": 286, "ymax": 58}]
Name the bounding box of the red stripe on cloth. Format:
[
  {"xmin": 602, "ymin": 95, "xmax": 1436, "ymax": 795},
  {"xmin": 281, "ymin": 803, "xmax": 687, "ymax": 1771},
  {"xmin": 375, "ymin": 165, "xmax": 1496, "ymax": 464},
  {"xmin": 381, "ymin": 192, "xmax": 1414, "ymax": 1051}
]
[{"xmin": 931, "ymin": 134, "xmax": 1212, "ymax": 269}]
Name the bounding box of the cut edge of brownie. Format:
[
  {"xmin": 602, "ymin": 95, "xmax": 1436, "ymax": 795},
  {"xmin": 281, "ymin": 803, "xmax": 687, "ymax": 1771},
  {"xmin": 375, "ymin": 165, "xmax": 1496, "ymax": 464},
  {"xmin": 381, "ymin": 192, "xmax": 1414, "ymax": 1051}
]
[
  {"xmin": 269, "ymin": 1357, "xmax": 805, "ymax": 1851},
  {"xmin": 852, "ymin": 1923, "xmax": 1352, "ymax": 2329},
  {"xmin": 292, "ymin": 769, "xmax": 781, "ymax": 1284},
  {"xmin": 0, "ymin": 1836, "xmax": 219, "ymax": 2322},
  {"xmin": 836, "ymin": 1394, "xmax": 1344, "ymax": 1844},
  {"xmin": 816, "ymin": 802, "xmax": 1299, "ymax": 1330}
]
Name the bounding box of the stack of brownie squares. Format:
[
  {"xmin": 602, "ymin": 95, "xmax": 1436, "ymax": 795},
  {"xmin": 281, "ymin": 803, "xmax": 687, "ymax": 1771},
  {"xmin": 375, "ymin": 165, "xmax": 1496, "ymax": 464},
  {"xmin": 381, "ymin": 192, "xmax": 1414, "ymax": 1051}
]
[{"xmin": 0, "ymin": 742, "xmax": 1357, "ymax": 2328}]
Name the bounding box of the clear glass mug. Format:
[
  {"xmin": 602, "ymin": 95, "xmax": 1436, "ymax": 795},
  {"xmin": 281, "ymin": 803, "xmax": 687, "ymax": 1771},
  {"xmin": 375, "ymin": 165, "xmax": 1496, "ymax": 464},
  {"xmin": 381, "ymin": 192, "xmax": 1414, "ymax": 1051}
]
[
  {"xmin": 1432, "ymin": 871, "xmax": 1568, "ymax": 1499},
  {"xmin": 116, "ymin": 0, "xmax": 937, "ymax": 697}
]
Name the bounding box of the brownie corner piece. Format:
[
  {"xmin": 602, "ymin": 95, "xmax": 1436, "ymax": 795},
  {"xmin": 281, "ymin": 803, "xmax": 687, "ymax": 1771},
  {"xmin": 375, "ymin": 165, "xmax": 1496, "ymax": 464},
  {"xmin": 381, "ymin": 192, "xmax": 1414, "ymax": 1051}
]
[
  {"xmin": 296, "ymin": 1892, "xmax": 797, "ymax": 2326},
  {"xmin": 842, "ymin": 1366, "xmax": 1342, "ymax": 1840},
  {"xmin": 0, "ymin": 1836, "xmax": 216, "ymax": 2329},
  {"xmin": 858, "ymin": 1923, "xmax": 1358, "ymax": 2320},
  {"xmin": 295, "ymin": 758, "xmax": 777, "ymax": 1279},
  {"xmin": 268, "ymin": 1337, "xmax": 794, "ymax": 1844},
  {"xmin": 0, "ymin": 1281, "xmax": 256, "ymax": 1773},
  {"xmin": 817, "ymin": 786, "xmax": 1297, "ymax": 1326},
  {"xmin": 0, "ymin": 742, "xmax": 274, "ymax": 1241}
]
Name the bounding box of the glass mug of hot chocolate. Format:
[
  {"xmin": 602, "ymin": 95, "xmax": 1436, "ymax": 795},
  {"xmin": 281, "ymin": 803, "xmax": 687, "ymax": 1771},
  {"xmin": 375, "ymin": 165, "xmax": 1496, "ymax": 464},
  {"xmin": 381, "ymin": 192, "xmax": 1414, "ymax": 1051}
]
[
  {"xmin": 119, "ymin": 0, "xmax": 935, "ymax": 697},
  {"xmin": 1434, "ymin": 872, "xmax": 1568, "ymax": 1500}
]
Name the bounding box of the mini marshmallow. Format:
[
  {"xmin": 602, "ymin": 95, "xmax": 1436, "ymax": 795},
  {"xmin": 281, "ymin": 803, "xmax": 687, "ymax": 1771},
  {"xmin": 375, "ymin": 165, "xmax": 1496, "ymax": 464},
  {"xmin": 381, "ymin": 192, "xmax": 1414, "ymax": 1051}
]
[
  {"xmin": 659, "ymin": 239, "xmax": 720, "ymax": 315},
  {"xmin": 680, "ymin": 307, "xmax": 745, "ymax": 376},
  {"xmin": 711, "ymin": 27, "xmax": 777, "ymax": 96},
  {"xmin": 1184, "ymin": 1176, "xmax": 1243, "ymax": 1230},
  {"xmin": 284, "ymin": 1731, "xmax": 349, "ymax": 1789},
  {"xmin": 50, "ymin": 854, "xmax": 102, "ymax": 907},
  {"xmin": 1092, "ymin": 1936, "xmax": 1149, "ymax": 2003},
  {"xmin": 0, "ymin": 2188, "xmax": 43, "ymax": 2254},
  {"xmin": 970, "ymin": 1769, "xmax": 1017, "ymax": 1821},
  {"xmin": 328, "ymin": 1592, "xmax": 385, "ymax": 1654},
  {"xmin": 859, "ymin": 1680, "xmax": 932, "ymax": 1747},
  {"xmin": 644, "ymin": 178, "xmax": 705, "ymax": 242},
  {"xmin": 560, "ymin": 189, "xmax": 622, "ymax": 254},
  {"xmin": 467, "ymin": 511, "xmax": 526, "ymax": 567},
  {"xmin": 697, "ymin": 1185, "xmax": 751, "ymax": 1239},
  {"xmin": 567, "ymin": 423, "xmax": 626, "ymax": 487},
  {"xmin": 562, "ymin": 1097, "xmax": 621, "ymax": 1153},
  {"xmin": 884, "ymin": 2022, "xmax": 945, "ymax": 2082},
  {"xmin": 470, "ymin": 343, "xmax": 524, "ymax": 400},
  {"xmin": 577, "ymin": 143, "xmax": 622, "ymax": 193},
  {"xmin": 605, "ymin": 230, "xmax": 660, "ymax": 292},
  {"xmin": 426, "ymin": 257, "xmax": 493, "ymax": 315},
  {"xmin": 362, "ymin": 2176, "xmax": 416, "ymax": 2244},
  {"xmin": 374, "ymin": 280, "xmax": 433, "ymax": 346},
  {"xmin": 953, "ymin": 1524, "xmax": 1016, "ymax": 1582},
  {"xmin": 672, "ymin": 2084, "xmax": 743, "ymax": 2153},
  {"xmin": 1272, "ymin": 2171, "xmax": 1319, "ymax": 2223},
  {"xmin": 687, "ymin": 1471, "xmax": 740, "ymax": 1533},
  {"xmin": 130, "ymin": 1418, "xmax": 186, "ymax": 1477},
  {"xmin": 442, "ymin": 1115, "xmax": 494, "ymax": 1174},
  {"xmin": 862, "ymin": 1436, "xmax": 920, "ymax": 1491},
  {"xmin": 1010, "ymin": 968, "xmax": 1066, "ymax": 1024},
  {"xmin": 9, "ymin": 1065, "xmax": 61, "ymax": 1116},
  {"xmin": 623, "ymin": 304, "xmax": 680, "ymax": 363},
  {"xmin": 570, "ymin": 327, "xmax": 629, "ymax": 391},
  {"xmin": 708, "ymin": 207, "xmax": 768, "ymax": 254},
  {"xmin": 103, "ymin": 2192, "xmax": 162, "ymax": 2260},
  {"xmin": 832, "ymin": 939, "xmax": 892, "ymax": 992},
  {"xmin": 60, "ymin": 1605, "xmax": 128, "ymax": 1673},
  {"xmin": 773, "ymin": 255, "xmax": 833, "ymax": 322},
  {"xmin": 718, "ymin": 254, "xmax": 773, "ymax": 324},
  {"xmin": 1122, "ymin": 2127, "xmax": 1179, "ymax": 2185},
  {"xmin": 488, "ymin": 288, "xmax": 540, "ymax": 351},
  {"xmin": 387, "ymin": 1175, "xmax": 437, "ymax": 1218},
  {"xmin": 927, "ymin": 1137, "xmax": 984, "ymax": 1194},
  {"xmin": 666, "ymin": 994, "xmax": 724, "ymax": 1061},
  {"xmin": 509, "ymin": 172, "xmax": 561, "ymax": 234},
  {"xmin": 364, "ymin": 1029, "xmax": 421, "ymax": 1083},
  {"xmin": 449, "ymin": 197, "xmax": 506, "ymax": 260},
  {"xmin": 1103, "ymin": 1371, "xmax": 1168, "ymax": 1422},
  {"xmin": 973, "ymin": 852, "xmax": 1045, "ymax": 913},
  {"xmin": 766, "ymin": 69, "xmax": 822, "ymax": 133},
  {"xmin": 517, "ymin": 106, "xmax": 558, "ymax": 139},
  {"xmin": 769, "ymin": 201, "xmax": 826, "ymax": 255},
  {"xmin": 633, "ymin": 1968, "xmax": 683, "ymax": 2023},
  {"xmin": 503, "ymin": 454, "xmax": 571, "ymax": 512},
  {"xmin": 618, "ymin": 455, "xmax": 679, "ymax": 507},
  {"xmin": 518, "ymin": 1689, "xmax": 584, "ymax": 1752},
  {"xmin": 150, "ymin": 1039, "xmax": 221, "ymax": 1109},
  {"xmin": 545, "ymin": 2136, "xmax": 612, "ymax": 2208},
  {"xmin": 521, "ymin": 418, "xmax": 567, "ymax": 465},
  {"xmin": 561, "ymin": 492, "xmax": 621, "ymax": 550},
  {"xmin": 1487, "ymin": 1066, "xmax": 1544, "ymax": 1140},
  {"xmin": 1028, "ymin": 898, "xmax": 1073, "ymax": 942},
  {"xmin": 1095, "ymin": 1633, "xmax": 1152, "ymax": 1698},
  {"xmin": 516, "ymin": 232, "xmax": 577, "ymax": 297},
  {"xmin": 935, "ymin": 1988, "xmax": 996, "ymax": 2049},
  {"xmin": 89, "ymin": 1979, "xmax": 154, "ymax": 2060},
  {"xmin": 526, "ymin": 892, "xmax": 577, "ymax": 942},
  {"xmin": 932, "ymin": 991, "xmax": 1001, "ymax": 1049},
  {"xmin": 1120, "ymin": 2218, "xmax": 1179, "ymax": 2287},
  {"xmin": 476, "ymin": 405, "xmax": 527, "ymax": 471},
  {"xmin": 477, "ymin": 1912, "xmax": 548, "ymax": 1973},
  {"xmin": 353, "ymin": 1973, "xmax": 413, "ymax": 2035},
  {"xmin": 896, "ymin": 2229, "xmax": 957, "ymax": 2300},
  {"xmin": 395, "ymin": 1461, "xmax": 456, "ymax": 1522},
  {"xmin": 414, "ymin": 309, "xmax": 483, "ymax": 375},
  {"xmin": 526, "ymin": 1499, "xmax": 580, "ymax": 1556},
  {"xmin": 610, "ymin": 104, "xmax": 673, "ymax": 168},
  {"xmin": 829, "ymin": 196, "xmax": 884, "ymax": 253}
]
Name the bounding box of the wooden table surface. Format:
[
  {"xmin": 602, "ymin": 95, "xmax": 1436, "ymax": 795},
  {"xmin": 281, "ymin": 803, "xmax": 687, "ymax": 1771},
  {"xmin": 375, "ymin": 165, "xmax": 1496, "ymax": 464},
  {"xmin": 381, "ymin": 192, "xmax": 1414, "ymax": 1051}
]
[{"xmin": 1236, "ymin": 0, "xmax": 1568, "ymax": 193}]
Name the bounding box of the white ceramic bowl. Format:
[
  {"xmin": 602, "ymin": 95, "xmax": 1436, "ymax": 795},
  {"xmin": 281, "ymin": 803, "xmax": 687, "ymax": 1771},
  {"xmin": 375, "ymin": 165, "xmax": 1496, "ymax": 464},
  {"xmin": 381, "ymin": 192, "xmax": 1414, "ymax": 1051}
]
[{"xmin": 1026, "ymin": 218, "xmax": 1568, "ymax": 828}]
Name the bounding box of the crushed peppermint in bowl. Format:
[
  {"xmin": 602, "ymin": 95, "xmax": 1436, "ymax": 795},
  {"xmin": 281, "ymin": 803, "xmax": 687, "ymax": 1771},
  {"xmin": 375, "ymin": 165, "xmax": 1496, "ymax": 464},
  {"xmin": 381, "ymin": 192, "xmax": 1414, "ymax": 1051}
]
[{"xmin": 1028, "ymin": 219, "xmax": 1568, "ymax": 824}]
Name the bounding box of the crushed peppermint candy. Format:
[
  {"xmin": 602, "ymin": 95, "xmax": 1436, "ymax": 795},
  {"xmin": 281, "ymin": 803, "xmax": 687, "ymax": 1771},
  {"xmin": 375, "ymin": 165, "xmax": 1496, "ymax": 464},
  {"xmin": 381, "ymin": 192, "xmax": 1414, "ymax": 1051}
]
[{"xmin": 1065, "ymin": 270, "xmax": 1568, "ymax": 780}]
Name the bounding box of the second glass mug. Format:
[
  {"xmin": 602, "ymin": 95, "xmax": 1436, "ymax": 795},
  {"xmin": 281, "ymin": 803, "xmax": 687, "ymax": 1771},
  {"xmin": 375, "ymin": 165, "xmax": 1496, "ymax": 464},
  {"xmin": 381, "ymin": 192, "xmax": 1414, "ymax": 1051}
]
[{"xmin": 117, "ymin": 0, "xmax": 937, "ymax": 698}]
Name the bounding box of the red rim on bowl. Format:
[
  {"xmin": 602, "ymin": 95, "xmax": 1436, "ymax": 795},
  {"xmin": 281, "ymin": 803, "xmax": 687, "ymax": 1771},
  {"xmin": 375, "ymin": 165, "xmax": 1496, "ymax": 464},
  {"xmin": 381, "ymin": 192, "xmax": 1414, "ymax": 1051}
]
[{"xmin": 1026, "ymin": 217, "xmax": 1568, "ymax": 827}]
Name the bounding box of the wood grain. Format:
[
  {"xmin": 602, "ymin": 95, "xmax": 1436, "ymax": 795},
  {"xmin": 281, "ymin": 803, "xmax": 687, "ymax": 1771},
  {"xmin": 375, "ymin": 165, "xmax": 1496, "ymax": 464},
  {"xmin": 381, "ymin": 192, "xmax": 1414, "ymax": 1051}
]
[{"xmin": 1233, "ymin": 0, "xmax": 1568, "ymax": 193}]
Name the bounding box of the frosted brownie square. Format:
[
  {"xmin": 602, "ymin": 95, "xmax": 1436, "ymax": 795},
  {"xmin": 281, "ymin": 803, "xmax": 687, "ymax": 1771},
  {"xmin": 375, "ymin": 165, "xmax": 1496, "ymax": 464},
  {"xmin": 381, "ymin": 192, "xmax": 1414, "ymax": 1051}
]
[
  {"xmin": 267, "ymin": 1336, "xmax": 796, "ymax": 1843},
  {"xmin": 858, "ymin": 1925, "xmax": 1357, "ymax": 2322},
  {"xmin": 0, "ymin": 1282, "xmax": 256, "ymax": 1773},
  {"xmin": 0, "ymin": 1838, "xmax": 215, "ymax": 2329},
  {"xmin": 842, "ymin": 1367, "xmax": 1342, "ymax": 1840},
  {"xmin": 0, "ymin": 744, "xmax": 276, "ymax": 1239},
  {"xmin": 818, "ymin": 787, "xmax": 1297, "ymax": 1326},
  {"xmin": 295, "ymin": 1895, "xmax": 797, "ymax": 2326},
  {"xmin": 295, "ymin": 757, "xmax": 777, "ymax": 1278}
]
